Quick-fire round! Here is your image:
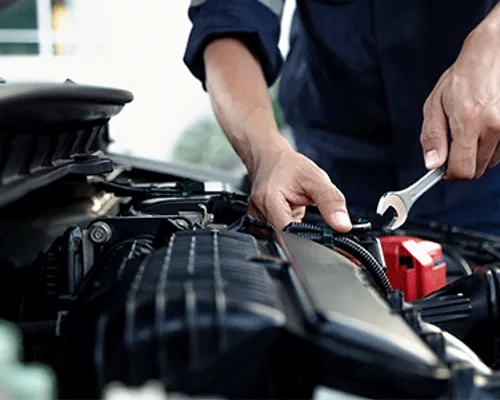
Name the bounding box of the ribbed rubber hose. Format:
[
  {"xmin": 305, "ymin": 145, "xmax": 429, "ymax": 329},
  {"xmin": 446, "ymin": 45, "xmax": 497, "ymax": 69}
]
[
  {"xmin": 296, "ymin": 232, "xmax": 324, "ymax": 241},
  {"xmin": 331, "ymin": 235, "xmax": 393, "ymax": 295},
  {"xmin": 285, "ymin": 222, "xmax": 323, "ymax": 233}
]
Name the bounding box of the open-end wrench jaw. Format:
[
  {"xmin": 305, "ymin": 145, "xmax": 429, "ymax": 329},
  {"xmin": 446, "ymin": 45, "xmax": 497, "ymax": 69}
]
[
  {"xmin": 376, "ymin": 192, "xmax": 408, "ymax": 231},
  {"xmin": 376, "ymin": 165, "xmax": 446, "ymax": 231}
]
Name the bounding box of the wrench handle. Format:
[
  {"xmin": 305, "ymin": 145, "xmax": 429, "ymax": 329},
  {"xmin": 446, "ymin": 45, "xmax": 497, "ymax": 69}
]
[{"xmin": 406, "ymin": 165, "xmax": 446, "ymax": 203}]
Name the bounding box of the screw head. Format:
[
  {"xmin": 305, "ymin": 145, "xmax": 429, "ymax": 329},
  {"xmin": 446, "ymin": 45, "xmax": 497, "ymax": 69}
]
[{"xmin": 89, "ymin": 222, "xmax": 112, "ymax": 244}]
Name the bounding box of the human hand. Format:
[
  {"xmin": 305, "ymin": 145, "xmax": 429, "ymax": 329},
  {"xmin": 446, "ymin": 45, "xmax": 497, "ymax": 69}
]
[
  {"xmin": 247, "ymin": 146, "xmax": 352, "ymax": 232},
  {"xmin": 420, "ymin": 17, "xmax": 500, "ymax": 179}
]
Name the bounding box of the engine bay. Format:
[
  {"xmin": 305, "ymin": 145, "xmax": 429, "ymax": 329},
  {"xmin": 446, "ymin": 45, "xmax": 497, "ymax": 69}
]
[{"xmin": 2, "ymin": 82, "xmax": 500, "ymax": 399}]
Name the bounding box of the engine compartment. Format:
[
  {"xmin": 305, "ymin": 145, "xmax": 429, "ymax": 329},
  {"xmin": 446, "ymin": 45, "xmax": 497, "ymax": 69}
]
[
  {"xmin": 0, "ymin": 166, "xmax": 499, "ymax": 400},
  {"xmin": 2, "ymin": 82, "xmax": 500, "ymax": 399}
]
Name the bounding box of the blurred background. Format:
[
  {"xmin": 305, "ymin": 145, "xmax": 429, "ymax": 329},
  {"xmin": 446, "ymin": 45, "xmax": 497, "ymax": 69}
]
[{"xmin": 0, "ymin": 0, "xmax": 296, "ymax": 174}]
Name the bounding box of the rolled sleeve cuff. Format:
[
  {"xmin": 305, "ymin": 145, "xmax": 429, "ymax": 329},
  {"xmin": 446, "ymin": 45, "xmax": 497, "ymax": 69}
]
[{"xmin": 183, "ymin": 1, "xmax": 283, "ymax": 88}]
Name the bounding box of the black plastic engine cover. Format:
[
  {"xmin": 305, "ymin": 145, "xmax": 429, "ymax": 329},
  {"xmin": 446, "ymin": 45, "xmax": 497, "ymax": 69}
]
[
  {"xmin": 0, "ymin": 81, "xmax": 133, "ymax": 208},
  {"xmin": 0, "ymin": 82, "xmax": 133, "ymax": 125},
  {"xmin": 60, "ymin": 228, "xmax": 449, "ymax": 399}
]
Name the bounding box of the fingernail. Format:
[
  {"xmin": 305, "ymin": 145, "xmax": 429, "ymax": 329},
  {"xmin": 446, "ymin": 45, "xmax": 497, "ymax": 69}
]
[
  {"xmin": 425, "ymin": 150, "xmax": 439, "ymax": 169},
  {"xmin": 332, "ymin": 211, "xmax": 352, "ymax": 229}
]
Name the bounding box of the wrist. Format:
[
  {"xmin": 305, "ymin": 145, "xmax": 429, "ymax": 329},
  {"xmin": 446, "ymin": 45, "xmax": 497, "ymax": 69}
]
[
  {"xmin": 244, "ymin": 134, "xmax": 294, "ymax": 181},
  {"xmin": 239, "ymin": 105, "xmax": 294, "ymax": 179}
]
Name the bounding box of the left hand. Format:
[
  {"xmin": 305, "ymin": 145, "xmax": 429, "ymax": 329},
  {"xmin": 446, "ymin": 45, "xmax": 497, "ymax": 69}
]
[{"xmin": 420, "ymin": 15, "xmax": 500, "ymax": 179}]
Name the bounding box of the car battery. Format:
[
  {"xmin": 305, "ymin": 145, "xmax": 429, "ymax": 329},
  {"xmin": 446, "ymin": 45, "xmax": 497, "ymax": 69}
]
[{"xmin": 380, "ymin": 236, "xmax": 447, "ymax": 301}]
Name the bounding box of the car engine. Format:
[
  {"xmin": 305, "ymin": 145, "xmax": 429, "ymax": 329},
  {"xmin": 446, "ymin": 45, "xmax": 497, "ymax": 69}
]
[{"xmin": 3, "ymin": 82, "xmax": 500, "ymax": 399}]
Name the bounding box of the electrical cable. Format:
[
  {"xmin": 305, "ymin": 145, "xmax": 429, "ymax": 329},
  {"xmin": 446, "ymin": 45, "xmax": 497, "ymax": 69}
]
[{"xmin": 284, "ymin": 222, "xmax": 393, "ymax": 295}]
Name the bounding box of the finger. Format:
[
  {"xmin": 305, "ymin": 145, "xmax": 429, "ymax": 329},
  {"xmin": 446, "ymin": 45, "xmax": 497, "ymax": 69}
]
[
  {"xmin": 263, "ymin": 193, "xmax": 295, "ymax": 230},
  {"xmin": 475, "ymin": 134, "xmax": 498, "ymax": 178},
  {"xmin": 291, "ymin": 206, "xmax": 306, "ymax": 222},
  {"xmin": 420, "ymin": 94, "xmax": 449, "ymax": 170},
  {"xmin": 247, "ymin": 200, "xmax": 266, "ymax": 221},
  {"xmin": 300, "ymin": 172, "xmax": 351, "ymax": 232},
  {"xmin": 447, "ymin": 134, "xmax": 478, "ymax": 179},
  {"xmin": 480, "ymin": 108, "xmax": 500, "ymax": 174},
  {"xmin": 488, "ymin": 142, "xmax": 500, "ymax": 168}
]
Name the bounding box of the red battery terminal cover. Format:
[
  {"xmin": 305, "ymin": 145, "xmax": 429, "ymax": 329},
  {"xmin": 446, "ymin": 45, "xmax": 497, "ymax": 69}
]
[{"xmin": 380, "ymin": 236, "xmax": 447, "ymax": 301}]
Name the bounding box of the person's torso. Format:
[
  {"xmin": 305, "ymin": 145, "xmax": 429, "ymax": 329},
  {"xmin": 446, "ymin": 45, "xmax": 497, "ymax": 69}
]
[{"xmin": 279, "ymin": 0, "xmax": 500, "ymax": 218}]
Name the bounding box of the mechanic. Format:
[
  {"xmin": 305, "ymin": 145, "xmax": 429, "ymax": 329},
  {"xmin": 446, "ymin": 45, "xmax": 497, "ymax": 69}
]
[{"xmin": 184, "ymin": 1, "xmax": 500, "ymax": 235}]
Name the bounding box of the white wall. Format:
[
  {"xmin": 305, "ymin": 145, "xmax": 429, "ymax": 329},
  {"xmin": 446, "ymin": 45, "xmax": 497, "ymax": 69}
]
[{"xmin": 0, "ymin": 0, "xmax": 296, "ymax": 162}]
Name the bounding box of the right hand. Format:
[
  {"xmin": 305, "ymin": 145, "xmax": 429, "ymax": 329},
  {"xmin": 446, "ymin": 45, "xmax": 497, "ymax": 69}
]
[{"xmin": 247, "ymin": 146, "xmax": 352, "ymax": 232}]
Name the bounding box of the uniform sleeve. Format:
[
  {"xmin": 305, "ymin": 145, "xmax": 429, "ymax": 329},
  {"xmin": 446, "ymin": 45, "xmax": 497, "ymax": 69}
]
[{"xmin": 183, "ymin": 0, "xmax": 285, "ymax": 88}]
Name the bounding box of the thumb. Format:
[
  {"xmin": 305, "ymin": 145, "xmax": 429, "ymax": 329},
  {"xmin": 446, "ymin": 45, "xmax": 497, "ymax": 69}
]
[{"xmin": 420, "ymin": 98, "xmax": 449, "ymax": 170}]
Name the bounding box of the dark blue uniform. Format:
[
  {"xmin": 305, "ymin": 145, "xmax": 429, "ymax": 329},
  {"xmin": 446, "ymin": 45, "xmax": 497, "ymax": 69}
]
[{"xmin": 184, "ymin": 0, "xmax": 500, "ymax": 234}]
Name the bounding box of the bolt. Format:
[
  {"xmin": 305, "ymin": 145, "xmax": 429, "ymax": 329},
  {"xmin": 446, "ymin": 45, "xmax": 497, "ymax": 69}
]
[{"xmin": 88, "ymin": 222, "xmax": 112, "ymax": 244}]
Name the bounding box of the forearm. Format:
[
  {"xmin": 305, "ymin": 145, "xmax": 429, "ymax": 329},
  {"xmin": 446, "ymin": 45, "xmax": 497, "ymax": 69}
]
[
  {"xmin": 470, "ymin": 2, "xmax": 500, "ymax": 36},
  {"xmin": 483, "ymin": 2, "xmax": 500, "ymax": 26},
  {"xmin": 203, "ymin": 38, "xmax": 291, "ymax": 177}
]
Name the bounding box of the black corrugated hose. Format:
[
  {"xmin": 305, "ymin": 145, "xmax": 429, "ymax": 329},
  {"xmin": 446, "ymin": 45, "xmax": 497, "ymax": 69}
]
[
  {"xmin": 285, "ymin": 222, "xmax": 323, "ymax": 233},
  {"xmin": 296, "ymin": 232, "xmax": 324, "ymax": 241},
  {"xmin": 332, "ymin": 234, "xmax": 393, "ymax": 295},
  {"xmin": 284, "ymin": 222, "xmax": 393, "ymax": 296}
]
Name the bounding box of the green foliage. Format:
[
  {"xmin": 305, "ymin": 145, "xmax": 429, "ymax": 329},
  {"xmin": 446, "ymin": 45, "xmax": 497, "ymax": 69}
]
[
  {"xmin": 270, "ymin": 84, "xmax": 284, "ymax": 130},
  {"xmin": 172, "ymin": 85, "xmax": 284, "ymax": 169},
  {"xmin": 172, "ymin": 118, "xmax": 242, "ymax": 170}
]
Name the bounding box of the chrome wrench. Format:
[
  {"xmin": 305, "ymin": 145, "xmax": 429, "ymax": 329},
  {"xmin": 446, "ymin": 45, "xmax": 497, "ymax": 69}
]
[{"xmin": 376, "ymin": 165, "xmax": 446, "ymax": 230}]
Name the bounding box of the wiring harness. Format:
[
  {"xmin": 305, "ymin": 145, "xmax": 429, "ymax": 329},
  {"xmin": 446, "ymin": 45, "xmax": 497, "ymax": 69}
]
[{"xmin": 284, "ymin": 222, "xmax": 393, "ymax": 296}]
